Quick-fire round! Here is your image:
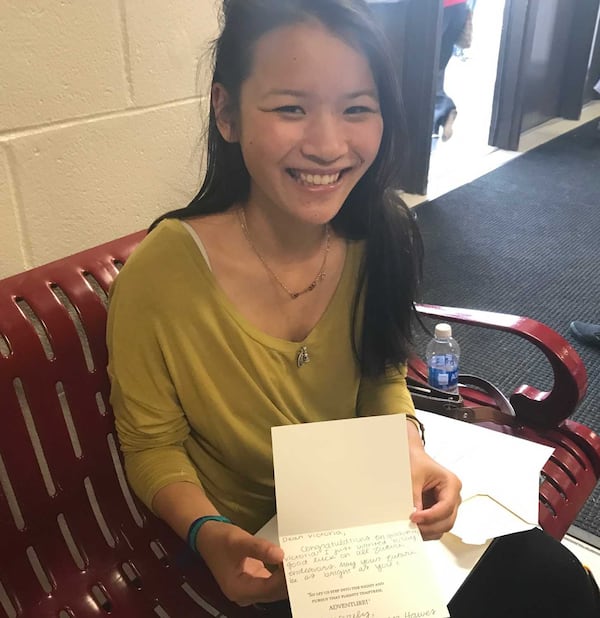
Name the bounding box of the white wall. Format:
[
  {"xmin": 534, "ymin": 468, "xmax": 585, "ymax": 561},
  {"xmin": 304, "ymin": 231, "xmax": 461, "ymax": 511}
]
[{"xmin": 0, "ymin": 0, "xmax": 220, "ymax": 278}]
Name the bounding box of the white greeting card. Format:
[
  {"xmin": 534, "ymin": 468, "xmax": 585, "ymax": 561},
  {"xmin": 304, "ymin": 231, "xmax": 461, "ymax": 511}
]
[{"xmin": 272, "ymin": 414, "xmax": 449, "ymax": 618}]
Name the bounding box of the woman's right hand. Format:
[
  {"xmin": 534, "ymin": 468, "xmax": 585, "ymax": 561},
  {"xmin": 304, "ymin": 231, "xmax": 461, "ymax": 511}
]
[{"xmin": 196, "ymin": 520, "xmax": 288, "ymax": 606}]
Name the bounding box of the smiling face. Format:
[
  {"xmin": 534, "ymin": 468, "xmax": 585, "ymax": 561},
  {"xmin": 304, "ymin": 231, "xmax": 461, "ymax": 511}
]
[{"xmin": 214, "ymin": 20, "xmax": 384, "ymax": 227}]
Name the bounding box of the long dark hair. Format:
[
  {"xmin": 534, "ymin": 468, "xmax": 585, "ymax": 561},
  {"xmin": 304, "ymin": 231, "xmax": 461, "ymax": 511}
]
[{"xmin": 152, "ymin": 0, "xmax": 423, "ymax": 377}]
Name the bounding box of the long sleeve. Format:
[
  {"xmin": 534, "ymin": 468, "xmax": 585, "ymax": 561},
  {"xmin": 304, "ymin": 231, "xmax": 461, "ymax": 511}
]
[
  {"xmin": 107, "ymin": 262, "xmax": 203, "ymax": 512},
  {"xmin": 355, "ymin": 363, "xmax": 415, "ymax": 417}
]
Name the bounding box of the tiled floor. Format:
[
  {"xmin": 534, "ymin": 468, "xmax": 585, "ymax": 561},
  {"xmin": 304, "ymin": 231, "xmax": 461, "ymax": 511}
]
[{"xmin": 401, "ymin": 0, "xmax": 600, "ymax": 579}]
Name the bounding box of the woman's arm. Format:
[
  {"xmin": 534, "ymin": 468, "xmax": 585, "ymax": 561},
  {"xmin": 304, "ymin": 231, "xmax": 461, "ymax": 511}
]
[
  {"xmin": 107, "ymin": 254, "xmax": 286, "ymax": 606},
  {"xmin": 152, "ymin": 482, "xmax": 287, "ymax": 606},
  {"xmin": 152, "ymin": 481, "xmax": 221, "ymax": 538},
  {"xmin": 406, "ymin": 422, "xmax": 462, "ymax": 540}
]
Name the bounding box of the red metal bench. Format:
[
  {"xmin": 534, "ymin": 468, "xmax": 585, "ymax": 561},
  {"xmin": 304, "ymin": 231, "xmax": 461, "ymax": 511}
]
[{"xmin": 1, "ymin": 231, "xmax": 599, "ymax": 617}]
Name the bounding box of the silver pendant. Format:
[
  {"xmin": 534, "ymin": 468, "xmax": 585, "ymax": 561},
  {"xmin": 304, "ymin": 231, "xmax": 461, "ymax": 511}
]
[{"xmin": 296, "ymin": 346, "xmax": 310, "ymax": 368}]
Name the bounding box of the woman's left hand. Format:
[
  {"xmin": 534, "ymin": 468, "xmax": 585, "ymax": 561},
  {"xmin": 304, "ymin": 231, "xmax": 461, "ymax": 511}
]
[{"xmin": 409, "ymin": 447, "xmax": 462, "ymax": 540}]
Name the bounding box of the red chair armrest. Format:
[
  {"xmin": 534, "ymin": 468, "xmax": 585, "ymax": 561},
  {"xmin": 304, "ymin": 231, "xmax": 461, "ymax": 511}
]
[{"xmin": 412, "ymin": 304, "xmax": 588, "ymax": 429}]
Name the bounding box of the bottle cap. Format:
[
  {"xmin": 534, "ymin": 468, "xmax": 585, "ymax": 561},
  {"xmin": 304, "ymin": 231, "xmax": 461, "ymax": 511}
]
[{"xmin": 434, "ymin": 323, "xmax": 452, "ymax": 339}]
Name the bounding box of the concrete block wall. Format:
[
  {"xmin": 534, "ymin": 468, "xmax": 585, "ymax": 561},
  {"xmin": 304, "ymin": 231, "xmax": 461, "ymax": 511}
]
[{"xmin": 0, "ymin": 0, "xmax": 220, "ymax": 278}]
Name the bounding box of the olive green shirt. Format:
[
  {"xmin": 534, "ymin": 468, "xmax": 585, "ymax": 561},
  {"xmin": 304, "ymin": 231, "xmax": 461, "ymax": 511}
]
[{"xmin": 107, "ymin": 219, "xmax": 414, "ymax": 533}]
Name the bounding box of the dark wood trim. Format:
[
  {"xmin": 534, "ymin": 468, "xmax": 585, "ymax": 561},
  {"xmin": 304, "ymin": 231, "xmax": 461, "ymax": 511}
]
[
  {"xmin": 400, "ymin": 0, "xmax": 441, "ymax": 194},
  {"xmin": 559, "ymin": 0, "xmax": 600, "ymax": 118},
  {"xmin": 489, "ymin": 0, "xmax": 533, "ymax": 150},
  {"xmin": 583, "ymin": 6, "xmax": 600, "ymax": 103}
]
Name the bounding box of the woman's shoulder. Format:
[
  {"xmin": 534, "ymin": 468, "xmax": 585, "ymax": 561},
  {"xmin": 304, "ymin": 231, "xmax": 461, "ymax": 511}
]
[
  {"xmin": 184, "ymin": 209, "xmax": 238, "ymax": 255},
  {"xmin": 110, "ymin": 218, "xmax": 197, "ymax": 299},
  {"xmin": 127, "ymin": 218, "xmax": 187, "ymax": 264},
  {"xmin": 124, "ymin": 218, "xmax": 205, "ymax": 273}
]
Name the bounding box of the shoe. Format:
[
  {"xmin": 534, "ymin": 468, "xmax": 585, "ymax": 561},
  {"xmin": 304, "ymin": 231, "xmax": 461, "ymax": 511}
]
[
  {"xmin": 441, "ymin": 108, "xmax": 457, "ymax": 142},
  {"xmin": 569, "ymin": 321, "xmax": 600, "ymax": 348}
]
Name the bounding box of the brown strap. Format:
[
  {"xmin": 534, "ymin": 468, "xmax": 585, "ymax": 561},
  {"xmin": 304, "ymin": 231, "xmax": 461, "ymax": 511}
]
[
  {"xmin": 458, "ymin": 374, "xmax": 516, "ymax": 419},
  {"xmin": 439, "ymin": 404, "xmax": 519, "ymax": 427},
  {"xmin": 407, "ymin": 375, "xmax": 519, "ymax": 427}
]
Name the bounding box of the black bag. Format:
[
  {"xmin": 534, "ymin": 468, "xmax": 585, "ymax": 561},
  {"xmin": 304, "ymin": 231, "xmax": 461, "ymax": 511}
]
[{"xmin": 407, "ymin": 374, "xmax": 518, "ymax": 427}]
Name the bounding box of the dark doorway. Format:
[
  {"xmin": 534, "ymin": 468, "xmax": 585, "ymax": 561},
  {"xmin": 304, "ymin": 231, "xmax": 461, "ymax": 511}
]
[{"xmin": 490, "ymin": 0, "xmax": 600, "ymax": 150}]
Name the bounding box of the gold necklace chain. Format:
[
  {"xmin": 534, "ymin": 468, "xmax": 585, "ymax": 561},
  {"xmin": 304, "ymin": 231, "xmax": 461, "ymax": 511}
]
[{"xmin": 239, "ymin": 208, "xmax": 330, "ymax": 300}]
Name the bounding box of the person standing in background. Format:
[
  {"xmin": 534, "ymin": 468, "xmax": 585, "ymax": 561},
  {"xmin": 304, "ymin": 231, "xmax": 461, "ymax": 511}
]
[{"xmin": 433, "ymin": 0, "xmax": 470, "ymax": 141}]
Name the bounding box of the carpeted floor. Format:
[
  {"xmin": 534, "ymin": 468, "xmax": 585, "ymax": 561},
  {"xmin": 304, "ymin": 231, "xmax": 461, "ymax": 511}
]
[{"xmin": 412, "ymin": 117, "xmax": 600, "ymax": 539}]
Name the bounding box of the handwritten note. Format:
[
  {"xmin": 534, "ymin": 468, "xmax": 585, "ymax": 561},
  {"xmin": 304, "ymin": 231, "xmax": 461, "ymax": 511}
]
[
  {"xmin": 280, "ymin": 521, "xmax": 444, "ymax": 618},
  {"xmin": 272, "ymin": 415, "xmax": 449, "ymax": 618}
]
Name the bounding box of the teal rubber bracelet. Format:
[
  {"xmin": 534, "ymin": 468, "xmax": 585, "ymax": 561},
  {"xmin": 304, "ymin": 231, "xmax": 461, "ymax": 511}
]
[{"xmin": 187, "ymin": 515, "xmax": 233, "ymax": 553}]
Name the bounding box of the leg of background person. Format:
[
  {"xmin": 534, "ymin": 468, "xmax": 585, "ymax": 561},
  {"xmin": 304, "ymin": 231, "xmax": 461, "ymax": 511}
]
[
  {"xmin": 447, "ymin": 528, "xmax": 600, "ymax": 617},
  {"xmin": 433, "ymin": 3, "xmax": 470, "ymax": 139},
  {"xmin": 439, "ymin": 4, "xmax": 468, "ymax": 73}
]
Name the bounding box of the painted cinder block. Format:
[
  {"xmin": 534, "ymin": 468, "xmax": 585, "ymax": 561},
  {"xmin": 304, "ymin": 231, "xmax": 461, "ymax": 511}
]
[
  {"xmin": 9, "ymin": 101, "xmax": 206, "ymax": 267},
  {"xmin": 0, "ymin": 147, "xmax": 26, "ymax": 277},
  {"xmin": 124, "ymin": 0, "xmax": 220, "ymax": 106},
  {"xmin": 0, "ymin": 0, "xmax": 129, "ymax": 132}
]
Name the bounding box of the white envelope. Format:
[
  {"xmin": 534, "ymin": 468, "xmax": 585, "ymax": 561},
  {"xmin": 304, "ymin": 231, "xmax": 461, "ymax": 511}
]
[{"xmin": 416, "ymin": 410, "xmax": 554, "ymax": 545}]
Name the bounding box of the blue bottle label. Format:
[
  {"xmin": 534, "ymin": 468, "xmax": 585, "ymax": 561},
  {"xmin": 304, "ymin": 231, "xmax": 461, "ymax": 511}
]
[{"xmin": 428, "ymin": 354, "xmax": 459, "ymax": 391}]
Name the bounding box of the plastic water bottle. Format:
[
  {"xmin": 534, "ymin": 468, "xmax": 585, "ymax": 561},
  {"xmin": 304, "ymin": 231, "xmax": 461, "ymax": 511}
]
[{"xmin": 426, "ymin": 323, "xmax": 460, "ymax": 393}]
